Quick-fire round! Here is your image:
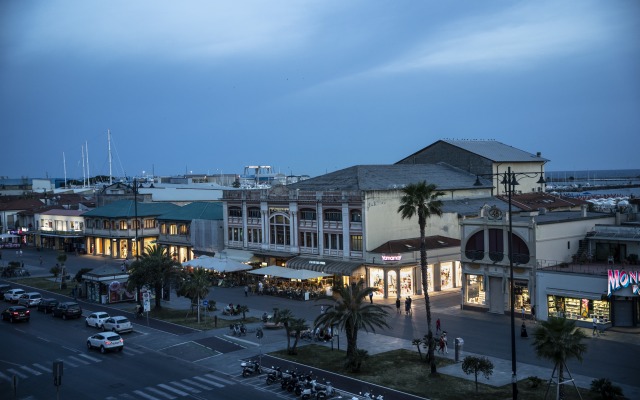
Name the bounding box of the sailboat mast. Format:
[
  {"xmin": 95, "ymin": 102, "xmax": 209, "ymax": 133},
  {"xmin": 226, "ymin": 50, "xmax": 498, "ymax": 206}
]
[
  {"xmin": 86, "ymin": 140, "xmax": 90, "ymax": 187},
  {"xmin": 81, "ymin": 145, "xmax": 86, "ymax": 188},
  {"xmin": 108, "ymin": 129, "xmax": 113, "ymax": 185},
  {"xmin": 63, "ymin": 152, "xmax": 67, "ymax": 188}
]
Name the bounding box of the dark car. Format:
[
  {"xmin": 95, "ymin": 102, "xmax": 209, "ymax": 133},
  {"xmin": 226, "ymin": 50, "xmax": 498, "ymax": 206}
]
[
  {"xmin": 37, "ymin": 298, "xmax": 59, "ymax": 314},
  {"xmin": 1, "ymin": 305, "xmax": 30, "ymax": 323},
  {"xmin": 0, "ymin": 284, "xmax": 11, "ymax": 296},
  {"xmin": 52, "ymin": 302, "xmax": 82, "ymax": 320}
]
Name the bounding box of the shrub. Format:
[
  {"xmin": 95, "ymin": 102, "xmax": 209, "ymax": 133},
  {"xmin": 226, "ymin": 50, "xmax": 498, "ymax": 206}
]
[{"xmin": 590, "ymin": 378, "xmax": 624, "ymax": 400}]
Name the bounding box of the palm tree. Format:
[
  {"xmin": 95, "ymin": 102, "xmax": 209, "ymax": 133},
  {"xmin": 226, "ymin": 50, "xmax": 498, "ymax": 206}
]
[
  {"xmin": 274, "ymin": 308, "xmax": 295, "ymax": 354},
  {"xmin": 127, "ymin": 245, "xmax": 180, "ymax": 309},
  {"xmin": 178, "ymin": 267, "xmax": 210, "ymax": 323},
  {"xmin": 531, "ymin": 317, "xmax": 588, "ymax": 400},
  {"xmin": 314, "ymin": 282, "xmax": 390, "ymax": 372},
  {"xmin": 397, "ymin": 181, "xmax": 444, "ymax": 376},
  {"xmin": 288, "ymin": 317, "xmax": 309, "ymax": 355}
]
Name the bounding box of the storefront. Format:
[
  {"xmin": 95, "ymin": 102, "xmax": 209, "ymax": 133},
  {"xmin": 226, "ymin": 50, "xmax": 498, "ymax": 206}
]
[{"xmin": 81, "ymin": 265, "xmax": 135, "ymax": 305}]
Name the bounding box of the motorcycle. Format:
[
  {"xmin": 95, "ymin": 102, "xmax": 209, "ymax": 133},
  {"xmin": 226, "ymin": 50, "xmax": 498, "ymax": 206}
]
[
  {"xmin": 265, "ymin": 366, "xmax": 282, "ymax": 385},
  {"xmin": 361, "ymin": 390, "xmax": 384, "ymax": 400},
  {"xmin": 281, "ymin": 370, "xmax": 297, "ymax": 391},
  {"xmin": 299, "ymin": 378, "xmax": 319, "ymax": 399},
  {"xmin": 315, "ymin": 381, "xmax": 339, "ymax": 399},
  {"xmin": 241, "ymin": 360, "xmax": 261, "ymax": 377},
  {"xmin": 294, "ymin": 372, "xmax": 315, "ymax": 396}
]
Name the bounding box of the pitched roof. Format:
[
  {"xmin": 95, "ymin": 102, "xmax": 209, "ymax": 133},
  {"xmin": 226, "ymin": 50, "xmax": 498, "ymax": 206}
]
[
  {"xmin": 0, "ymin": 198, "xmax": 46, "ymax": 212},
  {"xmin": 81, "ymin": 200, "xmax": 179, "ymax": 218},
  {"xmin": 371, "ymin": 235, "xmax": 460, "ymax": 253},
  {"xmin": 398, "ymin": 139, "xmax": 548, "ymax": 164},
  {"xmin": 157, "ymin": 202, "xmax": 223, "ymax": 221},
  {"xmin": 496, "ymin": 192, "xmax": 588, "ymax": 212},
  {"xmin": 288, "ymin": 164, "xmax": 479, "ymax": 192}
]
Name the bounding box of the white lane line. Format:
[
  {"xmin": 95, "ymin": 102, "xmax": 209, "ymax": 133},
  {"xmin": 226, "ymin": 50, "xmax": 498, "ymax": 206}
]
[
  {"xmin": 181, "ymin": 378, "xmax": 212, "ymax": 391},
  {"xmin": 169, "ymin": 381, "xmax": 201, "ymax": 393},
  {"xmin": 144, "ymin": 387, "xmax": 176, "ymax": 399},
  {"xmin": 68, "ymin": 356, "xmax": 90, "ymax": 365},
  {"xmin": 77, "ymin": 353, "xmax": 102, "ymax": 363},
  {"xmin": 6, "ymin": 369, "xmax": 27, "ymax": 379},
  {"xmin": 60, "ymin": 359, "xmax": 78, "ymax": 368},
  {"xmin": 203, "ymin": 373, "xmax": 235, "ymax": 385},
  {"xmin": 192, "ymin": 376, "xmax": 224, "ymax": 388},
  {"xmin": 19, "ymin": 365, "xmax": 41, "ymax": 376},
  {"xmin": 132, "ymin": 390, "xmax": 161, "ymax": 400},
  {"xmin": 32, "ymin": 363, "xmax": 50, "ymax": 373},
  {"xmin": 157, "ymin": 384, "xmax": 188, "ymax": 396}
]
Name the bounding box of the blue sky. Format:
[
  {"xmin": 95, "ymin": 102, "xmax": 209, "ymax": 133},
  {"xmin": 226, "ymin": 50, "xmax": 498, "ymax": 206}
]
[{"xmin": 1, "ymin": 1, "xmax": 638, "ymax": 180}]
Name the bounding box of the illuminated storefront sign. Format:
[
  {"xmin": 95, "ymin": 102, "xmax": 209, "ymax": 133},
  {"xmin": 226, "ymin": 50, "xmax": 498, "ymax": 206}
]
[
  {"xmin": 607, "ymin": 269, "xmax": 640, "ymax": 296},
  {"xmin": 382, "ymin": 254, "xmax": 402, "ymax": 262}
]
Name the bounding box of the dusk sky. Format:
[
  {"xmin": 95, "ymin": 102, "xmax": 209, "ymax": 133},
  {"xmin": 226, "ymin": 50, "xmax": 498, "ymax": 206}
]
[{"xmin": 1, "ymin": 1, "xmax": 638, "ymax": 180}]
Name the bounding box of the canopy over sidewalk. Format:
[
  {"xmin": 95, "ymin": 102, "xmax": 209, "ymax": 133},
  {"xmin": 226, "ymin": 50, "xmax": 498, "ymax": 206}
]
[{"xmin": 247, "ymin": 265, "xmax": 330, "ymax": 280}]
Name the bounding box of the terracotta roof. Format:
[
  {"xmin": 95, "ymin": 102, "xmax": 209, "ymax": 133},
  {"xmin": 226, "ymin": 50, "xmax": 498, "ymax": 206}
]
[{"xmin": 371, "ymin": 235, "xmax": 460, "ymax": 253}]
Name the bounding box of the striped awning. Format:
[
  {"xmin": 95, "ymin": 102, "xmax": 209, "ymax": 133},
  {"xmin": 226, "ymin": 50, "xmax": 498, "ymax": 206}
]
[{"xmin": 286, "ymin": 256, "xmax": 363, "ymax": 276}]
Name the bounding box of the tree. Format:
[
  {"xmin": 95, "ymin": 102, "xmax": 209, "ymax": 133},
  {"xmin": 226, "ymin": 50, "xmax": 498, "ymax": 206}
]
[
  {"xmin": 288, "ymin": 317, "xmax": 309, "ymax": 355},
  {"xmin": 461, "ymin": 356, "xmax": 494, "ymax": 392},
  {"xmin": 126, "ymin": 245, "xmax": 180, "ymax": 309},
  {"xmin": 314, "ymin": 282, "xmax": 390, "ymax": 372},
  {"xmin": 590, "ymin": 378, "xmax": 624, "ymax": 400},
  {"xmin": 274, "ymin": 308, "xmax": 296, "ymax": 354},
  {"xmin": 412, "ymin": 338, "xmax": 424, "ymax": 360},
  {"xmin": 176, "ymin": 267, "xmax": 210, "ymax": 323},
  {"xmin": 237, "ymin": 305, "xmax": 249, "ymax": 320},
  {"xmin": 397, "ymin": 181, "xmax": 444, "ymax": 375},
  {"xmin": 531, "ymin": 316, "xmax": 588, "ymax": 400}
]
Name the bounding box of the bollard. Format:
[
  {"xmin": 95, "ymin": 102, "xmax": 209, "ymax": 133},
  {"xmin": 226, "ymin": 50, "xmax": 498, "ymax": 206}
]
[
  {"xmin": 455, "ymin": 337, "xmax": 464, "ymax": 362},
  {"xmin": 214, "ymin": 315, "xmax": 217, "ymax": 328}
]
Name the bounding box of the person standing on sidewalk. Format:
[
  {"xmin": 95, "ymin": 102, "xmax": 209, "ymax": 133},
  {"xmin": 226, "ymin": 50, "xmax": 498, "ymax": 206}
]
[
  {"xmin": 436, "ymin": 318, "xmax": 441, "ymax": 335},
  {"xmin": 369, "ymin": 291, "xmax": 373, "ymax": 304},
  {"xmin": 395, "ymin": 298, "xmax": 401, "ymax": 314},
  {"xmin": 531, "ymin": 305, "xmax": 536, "ymax": 323},
  {"xmin": 593, "ymin": 316, "xmax": 598, "ymax": 336},
  {"xmin": 244, "ymin": 285, "xmax": 249, "ymax": 297}
]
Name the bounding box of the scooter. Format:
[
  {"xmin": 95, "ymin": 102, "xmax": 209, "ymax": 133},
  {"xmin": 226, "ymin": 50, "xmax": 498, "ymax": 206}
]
[
  {"xmin": 294, "ymin": 372, "xmax": 315, "ymax": 396},
  {"xmin": 281, "ymin": 370, "xmax": 297, "ymax": 391},
  {"xmin": 361, "ymin": 390, "xmax": 384, "ymax": 400},
  {"xmin": 241, "ymin": 360, "xmax": 261, "ymax": 377},
  {"xmin": 315, "ymin": 381, "xmax": 339, "ymax": 399},
  {"xmin": 299, "ymin": 378, "xmax": 319, "ymax": 399},
  {"xmin": 266, "ymin": 366, "xmax": 282, "ymax": 385}
]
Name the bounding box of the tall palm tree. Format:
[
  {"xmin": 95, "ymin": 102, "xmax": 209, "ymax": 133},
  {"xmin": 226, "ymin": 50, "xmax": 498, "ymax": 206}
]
[
  {"xmin": 397, "ymin": 181, "xmax": 444, "ymax": 376},
  {"xmin": 532, "ymin": 317, "xmax": 588, "ymax": 400},
  {"xmin": 314, "ymin": 282, "xmax": 390, "ymax": 372},
  {"xmin": 127, "ymin": 245, "xmax": 180, "ymax": 309},
  {"xmin": 178, "ymin": 267, "xmax": 210, "ymax": 323}
]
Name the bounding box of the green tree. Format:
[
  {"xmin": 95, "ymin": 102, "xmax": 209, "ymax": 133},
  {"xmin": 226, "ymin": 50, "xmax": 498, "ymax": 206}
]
[
  {"xmin": 590, "ymin": 378, "xmax": 624, "ymax": 400},
  {"xmin": 274, "ymin": 308, "xmax": 296, "ymax": 354},
  {"xmin": 397, "ymin": 181, "xmax": 444, "ymax": 376},
  {"xmin": 412, "ymin": 338, "xmax": 424, "ymax": 360},
  {"xmin": 531, "ymin": 317, "xmax": 588, "ymax": 400},
  {"xmin": 288, "ymin": 317, "xmax": 309, "ymax": 355},
  {"xmin": 126, "ymin": 245, "xmax": 180, "ymax": 309},
  {"xmin": 177, "ymin": 267, "xmax": 211, "ymax": 323},
  {"xmin": 314, "ymin": 282, "xmax": 390, "ymax": 372},
  {"xmin": 461, "ymin": 356, "xmax": 494, "ymax": 392}
]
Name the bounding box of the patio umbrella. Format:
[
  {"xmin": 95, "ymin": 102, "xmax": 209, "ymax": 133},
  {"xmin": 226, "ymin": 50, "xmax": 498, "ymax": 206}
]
[{"xmin": 182, "ymin": 256, "xmax": 251, "ymax": 273}]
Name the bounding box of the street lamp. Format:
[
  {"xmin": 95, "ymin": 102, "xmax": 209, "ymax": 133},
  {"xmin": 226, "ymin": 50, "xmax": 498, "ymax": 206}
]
[
  {"xmin": 474, "ymin": 166, "xmax": 545, "ymax": 400},
  {"xmin": 133, "ymin": 178, "xmax": 139, "ymax": 260}
]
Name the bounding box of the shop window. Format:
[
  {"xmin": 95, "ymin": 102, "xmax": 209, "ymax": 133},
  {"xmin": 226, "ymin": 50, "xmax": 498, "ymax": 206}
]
[{"xmin": 465, "ymin": 274, "xmax": 485, "ymax": 305}]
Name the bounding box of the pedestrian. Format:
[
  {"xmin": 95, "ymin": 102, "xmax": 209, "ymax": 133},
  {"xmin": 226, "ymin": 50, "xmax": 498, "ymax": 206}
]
[
  {"xmin": 258, "ymin": 281, "xmax": 263, "ymax": 295},
  {"xmin": 369, "ymin": 291, "xmax": 373, "ymax": 304},
  {"xmin": 593, "ymin": 316, "xmax": 598, "ymax": 336},
  {"xmin": 521, "ymin": 322, "xmax": 528, "ymax": 338},
  {"xmin": 244, "ymin": 285, "xmax": 249, "ymax": 297},
  {"xmin": 320, "ymin": 305, "xmax": 325, "ymax": 314},
  {"xmin": 436, "ymin": 318, "xmax": 441, "ymax": 335},
  {"xmin": 395, "ymin": 298, "xmax": 401, "ymax": 314},
  {"xmin": 39, "ymin": 256, "xmax": 43, "ymax": 266},
  {"xmin": 531, "ymin": 305, "xmax": 536, "ymax": 323},
  {"xmin": 405, "ymin": 297, "xmax": 412, "ymax": 315},
  {"xmin": 438, "ymin": 331, "xmax": 448, "ymax": 353}
]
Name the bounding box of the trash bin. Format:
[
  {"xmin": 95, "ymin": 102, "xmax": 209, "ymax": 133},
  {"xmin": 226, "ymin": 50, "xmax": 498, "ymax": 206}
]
[{"xmin": 455, "ymin": 338, "xmax": 464, "ymax": 362}]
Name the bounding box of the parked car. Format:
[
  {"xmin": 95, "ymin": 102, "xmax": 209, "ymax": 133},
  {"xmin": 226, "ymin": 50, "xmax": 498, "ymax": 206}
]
[
  {"xmin": 86, "ymin": 331, "xmax": 124, "ymax": 353},
  {"xmin": 102, "ymin": 316, "xmax": 133, "ymax": 333},
  {"xmin": 85, "ymin": 312, "xmax": 110, "ymax": 329},
  {"xmin": 52, "ymin": 302, "xmax": 82, "ymax": 320},
  {"xmin": 1, "ymin": 305, "xmax": 30, "ymax": 323},
  {"xmin": 0, "ymin": 284, "xmax": 12, "ymax": 295},
  {"xmin": 4, "ymin": 289, "xmax": 26, "ymax": 303},
  {"xmin": 17, "ymin": 292, "xmax": 42, "ymax": 307},
  {"xmin": 37, "ymin": 298, "xmax": 59, "ymax": 313}
]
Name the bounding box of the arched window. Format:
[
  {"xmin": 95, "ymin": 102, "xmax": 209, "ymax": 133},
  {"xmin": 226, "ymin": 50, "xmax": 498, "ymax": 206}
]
[
  {"xmin": 270, "ymin": 214, "xmax": 291, "ymax": 245},
  {"xmin": 465, "ymin": 231, "xmax": 484, "ymax": 260},
  {"xmin": 488, "ymin": 229, "xmax": 504, "ymax": 262},
  {"xmin": 510, "ymin": 234, "xmax": 530, "ymax": 265}
]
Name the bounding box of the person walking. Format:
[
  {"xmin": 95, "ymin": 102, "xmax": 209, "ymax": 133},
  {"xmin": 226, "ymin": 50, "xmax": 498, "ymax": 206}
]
[
  {"xmin": 521, "ymin": 322, "xmax": 528, "ymax": 338},
  {"xmin": 531, "ymin": 305, "xmax": 536, "ymax": 323},
  {"xmin": 593, "ymin": 315, "xmax": 599, "ymax": 336},
  {"xmin": 436, "ymin": 318, "xmax": 441, "ymax": 335},
  {"xmin": 320, "ymin": 305, "xmax": 325, "ymax": 314},
  {"xmin": 369, "ymin": 291, "xmax": 373, "ymax": 304},
  {"xmin": 39, "ymin": 256, "xmax": 43, "ymax": 266},
  {"xmin": 395, "ymin": 298, "xmax": 401, "ymax": 314},
  {"xmin": 244, "ymin": 285, "xmax": 249, "ymax": 297},
  {"xmin": 522, "ymin": 306, "xmax": 526, "ymax": 320}
]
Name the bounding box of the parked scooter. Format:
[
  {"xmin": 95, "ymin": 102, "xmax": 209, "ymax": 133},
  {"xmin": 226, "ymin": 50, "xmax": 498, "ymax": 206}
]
[
  {"xmin": 266, "ymin": 366, "xmax": 283, "ymax": 385},
  {"xmin": 315, "ymin": 381, "xmax": 339, "ymax": 399},
  {"xmin": 299, "ymin": 377, "xmax": 319, "ymax": 399},
  {"xmin": 361, "ymin": 390, "xmax": 384, "ymax": 400},
  {"xmin": 281, "ymin": 369, "xmax": 297, "ymax": 391},
  {"xmin": 294, "ymin": 371, "xmax": 315, "ymax": 396},
  {"xmin": 241, "ymin": 360, "xmax": 261, "ymax": 377}
]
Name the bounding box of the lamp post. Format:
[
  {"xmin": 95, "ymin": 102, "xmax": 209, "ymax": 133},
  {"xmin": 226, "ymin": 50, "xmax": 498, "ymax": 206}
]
[
  {"xmin": 475, "ymin": 166, "xmax": 545, "ymax": 400},
  {"xmin": 133, "ymin": 178, "xmax": 139, "ymax": 260}
]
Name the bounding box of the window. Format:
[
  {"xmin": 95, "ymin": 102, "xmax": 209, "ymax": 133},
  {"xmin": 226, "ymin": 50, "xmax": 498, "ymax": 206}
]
[
  {"xmin": 229, "ymin": 207, "xmax": 242, "ymax": 217},
  {"xmin": 350, "ymin": 235, "xmax": 362, "ymax": 251},
  {"xmin": 179, "ymin": 224, "xmax": 188, "ymax": 235},
  {"xmin": 103, "ymin": 219, "xmax": 110, "ymax": 229},
  {"xmin": 324, "ymin": 209, "xmax": 342, "ymax": 222},
  {"xmin": 299, "ymin": 232, "xmax": 318, "ymax": 248},
  {"xmin": 143, "ymin": 219, "xmax": 154, "ymax": 229},
  {"xmin": 119, "ymin": 220, "xmax": 127, "ymax": 230},
  {"xmin": 465, "ymin": 231, "xmax": 484, "ymax": 260},
  {"xmin": 324, "ymin": 233, "xmax": 343, "ymax": 250},
  {"xmin": 511, "ymin": 234, "xmax": 530, "ymax": 264},
  {"xmin": 169, "ymin": 224, "xmax": 178, "ymax": 235},
  {"xmin": 300, "ymin": 209, "xmax": 317, "ymax": 221},
  {"xmin": 247, "ymin": 207, "xmax": 261, "ymax": 218},
  {"xmin": 350, "ymin": 210, "xmax": 362, "ymax": 222},
  {"xmin": 86, "ymin": 219, "xmax": 94, "ymax": 229},
  {"xmin": 228, "ymin": 227, "xmax": 243, "ymax": 242},
  {"xmin": 488, "ymin": 229, "xmax": 504, "ymax": 262},
  {"xmin": 160, "ymin": 223, "xmax": 167, "ymax": 234},
  {"xmin": 248, "ymin": 228, "xmax": 262, "ymax": 244},
  {"xmin": 270, "ymin": 215, "xmax": 290, "ymax": 245}
]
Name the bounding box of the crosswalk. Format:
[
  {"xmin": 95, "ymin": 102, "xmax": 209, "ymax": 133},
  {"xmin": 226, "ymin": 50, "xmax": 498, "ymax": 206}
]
[
  {"xmin": 0, "ymin": 346, "xmax": 145, "ymax": 383},
  {"xmin": 105, "ymin": 373, "xmax": 235, "ymax": 399}
]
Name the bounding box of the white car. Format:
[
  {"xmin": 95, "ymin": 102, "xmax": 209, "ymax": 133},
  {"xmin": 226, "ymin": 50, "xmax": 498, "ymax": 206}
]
[
  {"xmin": 86, "ymin": 331, "xmax": 124, "ymax": 353},
  {"xmin": 85, "ymin": 312, "xmax": 110, "ymax": 329},
  {"xmin": 4, "ymin": 289, "xmax": 26, "ymax": 303},
  {"xmin": 102, "ymin": 316, "xmax": 133, "ymax": 333},
  {"xmin": 17, "ymin": 292, "xmax": 42, "ymax": 307}
]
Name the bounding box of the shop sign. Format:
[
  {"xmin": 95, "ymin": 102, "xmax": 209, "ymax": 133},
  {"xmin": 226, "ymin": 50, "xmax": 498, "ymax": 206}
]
[
  {"xmin": 382, "ymin": 254, "xmax": 402, "ymax": 262},
  {"xmin": 607, "ymin": 269, "xmax": 640, "ymax": 296}
]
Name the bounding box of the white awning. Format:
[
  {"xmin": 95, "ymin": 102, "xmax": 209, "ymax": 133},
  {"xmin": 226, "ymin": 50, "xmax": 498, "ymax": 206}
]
[
  {"xmin": 182, "ymin": 256, "xmax": 251, "ymax": 273},
  {"xmin": 247, "ymin": 265, "xmax": 330, "ymax": 280}
]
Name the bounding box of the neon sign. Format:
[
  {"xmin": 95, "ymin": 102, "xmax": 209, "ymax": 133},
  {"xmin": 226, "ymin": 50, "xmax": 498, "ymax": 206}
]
[
  {"xmin": 607, "ymin": 269, "xmax": 640, "ymax": 296},
  {"xmin": 382, "ymin": 254, "xmax": 402, "ymax": 262}
]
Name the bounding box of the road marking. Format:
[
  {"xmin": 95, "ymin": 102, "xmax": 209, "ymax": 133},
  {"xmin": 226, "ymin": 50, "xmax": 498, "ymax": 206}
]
[
  {"xmin": 60, "ymin": 358, "xmax": 78, "ymax": 368},
  {"xmin": 157, "ymin": 384, "xmax": 188, "ymax": 396},
  {"xmin": 77, "ymin": 353, "xmax": 102, "ymax": 363},
  {"xmin": 144, "ymin": 386, "xmax": 176, "ymax": 399},
  {"xmin": 168, "ymin": 381, "xmax": 201, "ymax": 393},
  {"xmin": 181, "ymin": 378, "xmax": 212, "ymax": 390},
  {"xmin": 204, "ymin": 373, "xmax": 234, "ymax": 385},
  {"xmin": 19, "ymin": 365, "xmax": 41, "ymax": 376},
  {"xmin": 68, "ymin": 356, "xmax": 90, "ymax": 365},
  {"xmin": 6, "ymin": 368, "xmax": 27, "ymax": 379},
  {"xmin": 192, "ymin": 376, "xmax": 224, "ymax": 388},
  {"xmin": 32, "ymin": 363, "xmax": 51, "ymax": 373},
  {"xmin": 132, "ymin": 390, "xmax": 161, "ymax": 400}
]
